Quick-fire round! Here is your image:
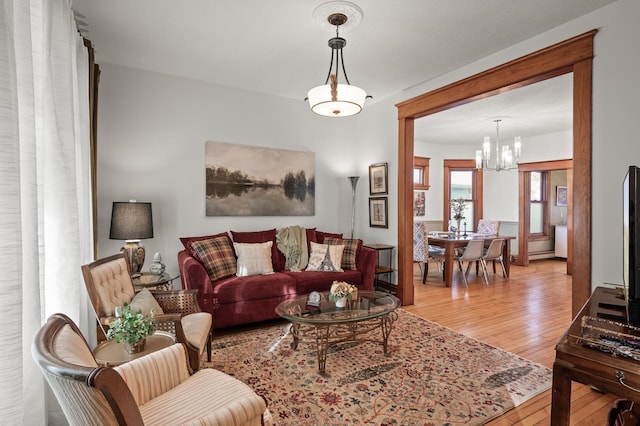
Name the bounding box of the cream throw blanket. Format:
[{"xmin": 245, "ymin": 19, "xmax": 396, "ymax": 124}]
[{"xmin": 276, "ymin": 226, "xmax": 308, "ymax": 272}]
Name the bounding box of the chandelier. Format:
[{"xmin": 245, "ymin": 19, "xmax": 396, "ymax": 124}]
[
  {"xmin": 476, "ymin": 119, "xmax": 522, "ymax": 171},
  {"xmin": 307, "ymin": 2, "xmax": 367, "ymax": 117}
]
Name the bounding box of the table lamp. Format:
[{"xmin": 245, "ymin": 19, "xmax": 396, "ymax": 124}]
[{"xmin": 109, "ymin": 201, "xmax": 153, "ymax": 275}]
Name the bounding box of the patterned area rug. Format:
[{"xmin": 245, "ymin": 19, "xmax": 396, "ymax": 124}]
[{"xmin": 206, "ymin": 309, "xmax": 551, "ymax": 425}]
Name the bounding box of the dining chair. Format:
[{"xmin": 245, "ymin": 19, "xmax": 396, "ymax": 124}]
[
  {"xmin": 454, "ymin": 239, "xmax": 487, "ymax": 286},
  {"xmin": 482, "ymin": 238, "xmax": 508, "ymax": 282},
  {"xmin": 477, "ymin": 219, "xmax": 501, "ymax": 235},
  {"xmin": 413, "ymin": 222, "xmax": 444, "ymax": 283},
  {"xmin": 476, "ymin": 219, "xmax": 501, "ymax": 273}
]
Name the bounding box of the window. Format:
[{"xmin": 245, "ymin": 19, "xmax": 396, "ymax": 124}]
[
  {"xmin": 443, "ymin": 160, "xmax": 483, "ymax": 232},
  {"xmin": 529, "ymin": 171, "xmax": 549, "ymax": 238},
  {"xmin": 413, "ymin": 156, "xmax": 430, "ymax": 189}
]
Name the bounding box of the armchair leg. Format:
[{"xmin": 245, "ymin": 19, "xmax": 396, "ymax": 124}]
[
  {"xmin": 206, "ymin": 330, "xmax": 212, "ymax": 362},
  {"xmin": 422, "ymin": 263, "xmax": 428, "ymax": 284}
]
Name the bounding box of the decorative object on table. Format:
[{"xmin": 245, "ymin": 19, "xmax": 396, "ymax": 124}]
[
  {"xmin": 149, "ymin": 252, "xmax": 166, "ymax": 274},
  {"xmin": 449, "ymin": 197, "xmax": 466, "ymax": 235},
  {"xmin": 307, "ymin": 1, "xmax": 367, "ymax": 117},
  {"xmin": 109, "ymin": 201, "xmax": 153, "ymax": 275},
  {"xmin": 348, "ymin": 176, "xmax": 359, "ymax": 239},
  {"xmin": 556, "ymin": 185, "xmax": 568, "ymax": 206},
  {"xmin": 475, "ymin": 118, "xmax": 522, "ymax": 171},
  {"xmin": 307, "ymin": 291, "xmax": 321, "ymax": 307},
  {"xmin": 205, "ymin": 141, "xmax": 315, "ymax": 216},
  {"xmin": 328, "ymin": 280, "xmax": 357, "ymax": 307},
  {"xmin": 369, "ymin": 197, "xmax": 388, "ymax": 228},
  {"xmin": 463, "ymin": 221, "xmax": 468, "ymax": 237},
  {"xmin": 106, "ymin": 304, "xmax": 155, "ymax": 354},
  {"xmin": 369, "ymin": 162, "xmax": 388, "ymax": 195}
]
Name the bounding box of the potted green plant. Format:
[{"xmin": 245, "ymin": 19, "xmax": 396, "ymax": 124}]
[{"xmin": 106, "ymin": 304, "xmax": 155, "ymax": 354}]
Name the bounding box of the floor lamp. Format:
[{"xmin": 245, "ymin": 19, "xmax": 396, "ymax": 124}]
[{"xmin": 348, "ymin": 176, "xmax": 360, "ymax": 239}]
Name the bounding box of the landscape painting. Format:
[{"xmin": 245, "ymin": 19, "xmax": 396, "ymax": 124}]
[{"xmin": 205, "ymin": 141, "xmax": 315, "ymax": 216}]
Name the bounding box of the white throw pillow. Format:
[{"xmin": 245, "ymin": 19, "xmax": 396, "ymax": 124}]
[
  {"xmin": 128, "ymin": 288, "xmax": 164, "ymax": 317},
  {"xmin": 305, "ymin": 242, "xmax": 344, "ymax": 272},
  {"xmin": 234, "ymin": 241, "xmax": 275, "ymax": 276}
]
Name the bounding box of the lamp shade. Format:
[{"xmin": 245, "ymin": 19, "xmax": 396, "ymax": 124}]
[
  {"xmin": 308, "ymin": 83, "xmax": 367, "ymax": 117},
  {"xmin": 109, "ymin": 202, "xmax": 153, "ymax": 240}
]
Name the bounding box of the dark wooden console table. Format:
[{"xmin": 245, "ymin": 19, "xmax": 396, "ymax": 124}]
[{"xmin": 552, "ymin": 286, "xmax": 640, "ymax": 424}]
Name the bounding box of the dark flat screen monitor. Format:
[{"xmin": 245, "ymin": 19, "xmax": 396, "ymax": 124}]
[{"xmin": 624, "ymin": 165, "xmax": 640, "ymax": 326}]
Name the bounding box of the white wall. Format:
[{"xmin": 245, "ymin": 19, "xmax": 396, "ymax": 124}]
[
  {"xmin": 97, "ymin": 64, "xmax": 367, "ymax": 276},
  {"xmin": 98, "ymin": 0, "xmax": 640, "ymax": 289}
]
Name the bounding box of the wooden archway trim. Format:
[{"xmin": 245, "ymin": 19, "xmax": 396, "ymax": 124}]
[
  {"xmin": 396, "ymin": 30, "xmax": 595, "ymax": 316},
  {"xmin": 516, "ymin": 159, "xmax": 573, "ymax": 271}
]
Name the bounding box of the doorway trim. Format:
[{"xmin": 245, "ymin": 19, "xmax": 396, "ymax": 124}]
[
  {"xmin": 517, "ymin": 159, "xmax": 573, "ymax": 274},
  {"xmin": 396, "ymin": 30, "xmax": 595, "ymax": 316}
]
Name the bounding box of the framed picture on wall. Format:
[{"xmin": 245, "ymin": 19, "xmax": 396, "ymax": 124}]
[
  {"xmin": 369, "ymin": 197, "xmax": 388, "ymax": 228},
  {"xmin": 556, "ymin": 185, "xmax": 568, "ymax": 206},
  {"xmin": 414, "ymin": 191, "xmax": 425, "ymax": 216},
  {"xmin": 369, "ymin": 163, "xmax": 388, "ymax": 195}
]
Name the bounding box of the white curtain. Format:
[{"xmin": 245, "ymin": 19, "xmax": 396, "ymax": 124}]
[{"xmin": 0, "ymin": 0, "xmax": 94, "ymax": 424}]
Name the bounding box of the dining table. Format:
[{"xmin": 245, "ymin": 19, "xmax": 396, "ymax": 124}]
[{"xmin": 427, "ymin": 232, "xmax": 516, "ymax": 287}]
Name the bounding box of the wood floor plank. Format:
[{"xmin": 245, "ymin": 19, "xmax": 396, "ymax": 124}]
[{"xmin": 406, "ymin": 258, "xmax": 620, "ymax": 425}]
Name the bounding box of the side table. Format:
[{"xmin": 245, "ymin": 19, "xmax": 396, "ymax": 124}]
[
  {"xmin": 552, "ymin": 286, "xmax": 640, "ymax": 424},
  {"xmin": 132, "ymin": 272, "xmax": 180, "ymax": 291},
  {"xmin": 93, "ymin": 331, "xmax": 175, "ymax": 367},
  {"xmin": 363, "ymin": 243, "xmax": 395, "ymax": 293}
]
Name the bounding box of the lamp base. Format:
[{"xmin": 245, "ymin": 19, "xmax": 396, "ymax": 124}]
[{"xmin": 121, "ymin": 241, "xmax": 145, "ymax": 275}]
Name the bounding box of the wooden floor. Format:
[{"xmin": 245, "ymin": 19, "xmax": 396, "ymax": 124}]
[{"xmin": 403, "ymin": 258, "xmax": 617, "ymax": 425}]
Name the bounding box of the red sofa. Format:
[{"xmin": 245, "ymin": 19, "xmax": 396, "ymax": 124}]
[{"xmin": 178, "ymin": 229, "xmax": 377, "ymax": 329}]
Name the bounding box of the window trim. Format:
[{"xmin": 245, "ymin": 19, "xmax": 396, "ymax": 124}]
[
  {"xmin": 413, "ymin": 156, "xmax": 430, "ymax": 189},
  {"xmin": 443, "ymin": 160, "xmax": 483, "ymax": 231},
  {"xmin": 528, "ymin": 171, "xmax": 550, "ymax": 241}
]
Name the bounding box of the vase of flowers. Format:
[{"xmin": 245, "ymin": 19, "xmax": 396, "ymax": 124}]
[
  {"xmin": 328, "ymin": 281, "xmax": 357, "ymax": 308},
  {"xmin": 107, "ymin": 304, "xmax": 155, "ymax": 354},
  {"xmin": 450, "ymin": 198, "xmax": 467, "ymax": 235}
]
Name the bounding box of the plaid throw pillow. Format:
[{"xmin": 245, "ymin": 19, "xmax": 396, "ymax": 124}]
[
  {"xmin": 324, "ymin": 237, "xmax": 362, "ymax": 270},
  {"xmin": 190, "ymin": 235, "xmax": 237, "ymax": 281}
]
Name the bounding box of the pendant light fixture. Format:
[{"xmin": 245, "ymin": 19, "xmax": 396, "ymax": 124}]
[
  {"xmin": 475, "ymin": 119, "xmax": 522, "ymax": 171},
  {"xmin": 307, "ymin": 2, "xmax": 367, "ymax": 117}
]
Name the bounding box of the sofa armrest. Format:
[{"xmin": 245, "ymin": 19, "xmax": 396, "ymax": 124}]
[
  {"xmin": 114, "ymin": 343, "xmax": 191, "ymax": 406},
  {"xmin": 357, "ymin": 246, "xmax": 377, "ymax": 291},
  {"xmin": 177, "ymin": 250, "xmax": 217, "ymax": 314}
]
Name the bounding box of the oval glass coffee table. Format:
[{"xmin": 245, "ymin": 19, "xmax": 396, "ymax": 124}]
[{"xmin": 276, "ymin": 291, "xmax": 400, "ymax": 375}]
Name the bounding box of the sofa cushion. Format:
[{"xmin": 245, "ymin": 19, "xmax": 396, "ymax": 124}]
[
  {"xmin": 212, "ymin": 272, "xmax": 297, "ymax": 303},
  {"xmin": 231, "ymin": 229, "xmax": 285, "ymax": 271},
  {"xmin": 180, "ymin": 232, "xmax": 232, "ymax": 262},
  {"xmin": 129, "ymin": 288, "xmax": 164, "ymax": 316},
  {"xmin": 233, "ymin": 241, "xmax": 274, "ymax": 276},
  {"xmin": 324, "ymin": 237, "xmax": 363, "ymax": 270},
  {"xmin": 305, "ymin": 242, "xmax": 344, "ymax": 272},
  {"xmin": 315, "ymin": 230, "xmax": 343, "ymax": 243},
  {"xmin": 289, "ymin": 270, "xmax": 363, "ymax": 294},
  {"xmin": 190, "ymin": 235, "xmax": 238, "ymax": 281}
]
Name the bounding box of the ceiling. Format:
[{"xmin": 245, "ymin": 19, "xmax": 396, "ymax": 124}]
[{"xmin": 71, "ymin": 0, "xmax": 614, "ymax": 141}]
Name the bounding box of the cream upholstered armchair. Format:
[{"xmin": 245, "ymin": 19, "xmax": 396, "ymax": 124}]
[
  {"xmin": 82, "ymin": 253, "xmax": 212, "ymax": 371},
  {"xmin": 32, "ymin": 313, "xmax": 269, "ymax": 425}
]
